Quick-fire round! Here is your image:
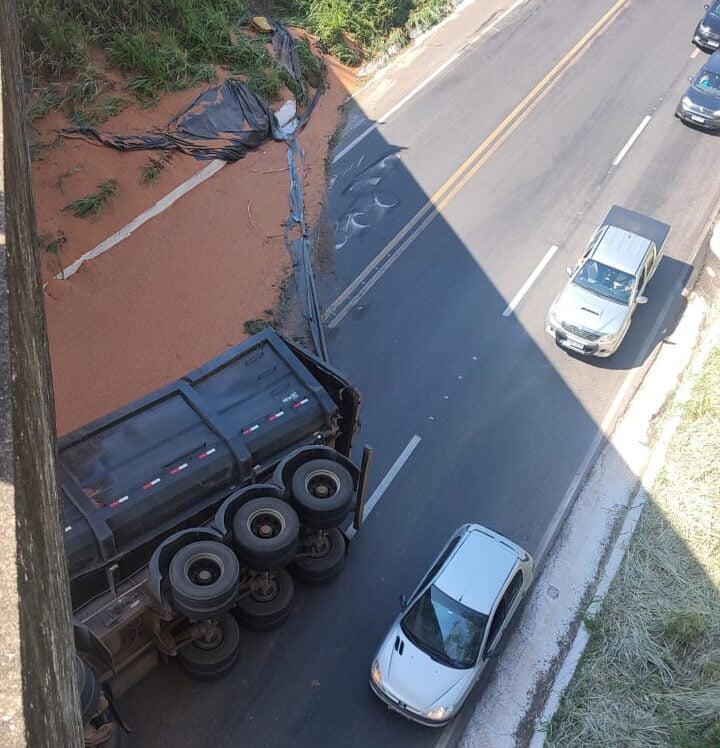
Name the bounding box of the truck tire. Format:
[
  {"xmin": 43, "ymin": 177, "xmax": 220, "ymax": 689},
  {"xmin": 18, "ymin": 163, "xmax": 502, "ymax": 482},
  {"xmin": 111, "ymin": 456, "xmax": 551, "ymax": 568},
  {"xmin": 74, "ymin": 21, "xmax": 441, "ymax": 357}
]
[
  {"xmin": 177, "ymin": 613, "xmax": 240, "ymax": 680},
  {"xmin": 288, "ymin": 528, "xmax": 346, "ymax": 585},
  {"xmin": 290, "ymin": 459, "xmax": 354, "ymax": 529},
  {"xmin": 234, "ymin": 568, "xmax": 294, "ymax": 631},
  {"xmin": 233, "ymin": 498, "xmax": 299, "ymax": 571},
  {"xmin": 169, "ymin": 541, "xmax": 240, "ymax": 620},
  {"xmin": 76, "ymin": 655, "xmax": 101, "ymax": 723}
]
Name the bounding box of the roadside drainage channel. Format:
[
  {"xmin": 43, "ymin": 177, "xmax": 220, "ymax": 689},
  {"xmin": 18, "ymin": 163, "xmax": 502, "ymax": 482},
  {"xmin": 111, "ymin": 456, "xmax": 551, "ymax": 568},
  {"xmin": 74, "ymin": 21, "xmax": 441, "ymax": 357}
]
[{"xmin": 458, "ymin": 218, "xmax": 720, "ymax": 748}]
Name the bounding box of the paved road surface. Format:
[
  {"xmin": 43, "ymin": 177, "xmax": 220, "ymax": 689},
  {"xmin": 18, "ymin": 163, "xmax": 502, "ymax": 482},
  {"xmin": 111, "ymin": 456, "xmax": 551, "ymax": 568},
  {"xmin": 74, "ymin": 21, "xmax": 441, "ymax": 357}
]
[{"xmin": 119, "ymin": 0, "xmax": 720, "ymax": 745}]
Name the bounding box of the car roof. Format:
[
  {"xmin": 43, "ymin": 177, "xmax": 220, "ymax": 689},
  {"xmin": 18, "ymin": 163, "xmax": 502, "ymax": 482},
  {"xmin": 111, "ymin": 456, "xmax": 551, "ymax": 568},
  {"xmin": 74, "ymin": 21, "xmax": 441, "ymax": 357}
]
[
  {"xmin": 591, "ymin": 225, "xmax": 651, "ymax": 275},
  {"xmin": 434, "ymin": 528, "xmax": 519, "ymax": 615},
  {"xmin": 705, "ymin": 51, "xmax": 720, "ymax": 74}
]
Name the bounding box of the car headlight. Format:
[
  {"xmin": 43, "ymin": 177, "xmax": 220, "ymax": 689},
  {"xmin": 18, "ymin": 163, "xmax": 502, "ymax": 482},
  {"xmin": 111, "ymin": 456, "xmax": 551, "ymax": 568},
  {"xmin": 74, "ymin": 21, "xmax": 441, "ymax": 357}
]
[
  {"xmin": 547, "ymin": 309, "xmax": 561, "ymax": 328},
  {"xmin": 370, "ymin": 660, "xmax": 383, "ymax": 688},
  {"xmin": 682, "ymin": 95, "xmax": 693, "ymax": 110},
  {"xmin": 425, "ymin": 705, "xmax": 454, "ymax": 721},
  {"xmin": 599, "ymin": 332, "xmax": 617, "ymax": 343},
  {"xmin": 714, "ymin": 109, "xmax": 720, "ymax": 117}
]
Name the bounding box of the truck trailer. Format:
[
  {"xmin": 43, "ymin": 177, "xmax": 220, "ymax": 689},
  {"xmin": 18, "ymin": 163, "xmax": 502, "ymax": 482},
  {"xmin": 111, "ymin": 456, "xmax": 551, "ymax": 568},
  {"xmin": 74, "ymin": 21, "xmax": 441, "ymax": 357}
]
[{"xmin": 63, "ymin": 329, "xmax": 368, "ymax": 746}]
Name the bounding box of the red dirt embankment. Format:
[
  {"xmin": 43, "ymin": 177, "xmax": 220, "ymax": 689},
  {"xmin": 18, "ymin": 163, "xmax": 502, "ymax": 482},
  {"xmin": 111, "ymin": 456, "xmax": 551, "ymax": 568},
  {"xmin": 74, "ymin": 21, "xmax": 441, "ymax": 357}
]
[{"xmin": 33, "ymin": 54, "xmax": 356, "ymax": 435}]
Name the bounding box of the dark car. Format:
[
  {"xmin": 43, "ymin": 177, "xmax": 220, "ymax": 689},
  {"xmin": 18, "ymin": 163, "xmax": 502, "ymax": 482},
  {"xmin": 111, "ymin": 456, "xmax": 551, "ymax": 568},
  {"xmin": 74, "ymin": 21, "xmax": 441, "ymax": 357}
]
[
  {"xmin": 694, "ymin": 3, "xmax": 720, "ymax": 51},
  {"xmin": 676, "ymin": 51, "xmax": 720, "ymax": 130}
]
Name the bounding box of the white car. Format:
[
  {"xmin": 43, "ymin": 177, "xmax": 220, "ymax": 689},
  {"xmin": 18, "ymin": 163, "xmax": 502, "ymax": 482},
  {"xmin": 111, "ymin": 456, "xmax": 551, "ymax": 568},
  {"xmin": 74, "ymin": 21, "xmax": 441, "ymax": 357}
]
[{"xmin": 369, "ymin": 524, "xmax": 534, "ymax": 726}]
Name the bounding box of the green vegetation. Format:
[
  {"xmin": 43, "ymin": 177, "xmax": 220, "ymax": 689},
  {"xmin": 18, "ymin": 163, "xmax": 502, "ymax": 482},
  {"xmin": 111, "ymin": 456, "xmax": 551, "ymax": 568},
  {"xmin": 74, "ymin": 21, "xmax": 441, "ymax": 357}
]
[
  {"xmin": 545, "ymin": 340, "xmax": 720, "ymax": 747},
  {"xmin": 277, "ymin": 0, "xmax": 454, "ymax": 63},
  {"xmin": 62, "ymin": 179, "xmax": 119, "ymax": 219},
  {"xmin": 21, "ymin": 0, "xmax": 456, "ymax": 108},
  {"xmin": 39, "ymin": 231, "xmax": 67, "ymax": 254},
  {"xmin": 140, "ymin": 152, "xmax": 174, "ymax": 186}
]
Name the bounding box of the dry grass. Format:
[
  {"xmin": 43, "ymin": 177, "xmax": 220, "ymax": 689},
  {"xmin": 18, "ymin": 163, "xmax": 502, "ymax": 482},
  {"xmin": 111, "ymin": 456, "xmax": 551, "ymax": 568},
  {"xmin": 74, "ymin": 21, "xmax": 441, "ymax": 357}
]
[{"xmin": 545, "ymin": 342, "xmax": 720, "ymax": 746}]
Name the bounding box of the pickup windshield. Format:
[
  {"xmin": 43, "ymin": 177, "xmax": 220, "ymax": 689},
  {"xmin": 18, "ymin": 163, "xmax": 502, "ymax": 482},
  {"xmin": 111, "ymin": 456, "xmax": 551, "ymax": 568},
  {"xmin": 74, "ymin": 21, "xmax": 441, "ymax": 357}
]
[
  {"xmin": 573, "ymin": 260, "xmax": 635, "ymax": 305},
  {"xmin": 401, "ymin": 586, "xmax": 487, "ymax": 669}
]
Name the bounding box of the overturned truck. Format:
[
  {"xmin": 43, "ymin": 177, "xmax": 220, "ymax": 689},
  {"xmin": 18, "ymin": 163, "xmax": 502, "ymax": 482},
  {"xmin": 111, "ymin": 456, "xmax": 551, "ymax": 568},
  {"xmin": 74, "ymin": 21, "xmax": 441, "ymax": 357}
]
[{"xmin": 63, "ymin": 330, "xmax": 368, "ymax": 746}]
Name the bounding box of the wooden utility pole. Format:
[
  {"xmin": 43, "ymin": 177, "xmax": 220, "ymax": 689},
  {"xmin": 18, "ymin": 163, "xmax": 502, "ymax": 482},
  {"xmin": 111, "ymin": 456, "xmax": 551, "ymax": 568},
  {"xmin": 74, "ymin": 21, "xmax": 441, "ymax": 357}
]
[{"xmin": 0, "ymin": 0, "xmax": 83, "ymax": 744}]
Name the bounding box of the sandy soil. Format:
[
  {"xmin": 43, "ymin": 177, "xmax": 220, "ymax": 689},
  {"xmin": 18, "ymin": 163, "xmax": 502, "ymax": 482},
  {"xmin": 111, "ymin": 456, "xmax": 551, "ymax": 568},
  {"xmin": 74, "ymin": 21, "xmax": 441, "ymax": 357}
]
[{"xmin": 34, "ymin": 46, "xmax": 356, "ymax": 436}]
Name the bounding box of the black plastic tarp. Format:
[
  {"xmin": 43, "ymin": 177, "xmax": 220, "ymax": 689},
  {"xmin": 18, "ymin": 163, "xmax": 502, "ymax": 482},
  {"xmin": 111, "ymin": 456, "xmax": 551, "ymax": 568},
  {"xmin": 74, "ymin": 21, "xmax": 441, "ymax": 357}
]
[
  {"xmin": 66, "ymin": 80, "xmax": 282, "ymax": 162},
  {"xmin": 270, "ymin": 20, "xmax": 302, "ymax": 81}
]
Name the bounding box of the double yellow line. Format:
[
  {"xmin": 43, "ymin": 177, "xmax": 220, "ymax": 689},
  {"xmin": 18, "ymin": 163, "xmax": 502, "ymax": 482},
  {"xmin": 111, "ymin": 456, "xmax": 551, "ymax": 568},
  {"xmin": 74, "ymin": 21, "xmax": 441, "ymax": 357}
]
[{"xmin": 323, "ymin": 0, "xmax": 630, "ymax": 328}]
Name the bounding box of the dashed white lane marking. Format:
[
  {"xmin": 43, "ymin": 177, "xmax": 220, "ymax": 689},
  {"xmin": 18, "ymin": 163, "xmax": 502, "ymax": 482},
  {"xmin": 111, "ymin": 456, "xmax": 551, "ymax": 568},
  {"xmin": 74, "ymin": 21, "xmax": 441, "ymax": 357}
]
[
  {"xmin": 691, "ymin": 47, "xmax": 700, "ymax": 59},
  {"xmin": 502, "ymin": 244, "xmax": 559, "ymax": 317},
  {"xmin": 612, "ymin": 115, "xmax": 651, "ymax": 167},
  {"xmin": 332, "ymin": 0, "xmax": 533, "ymax": 165},
  {"xmin": 56, "ymin": 159, "xmax": 226, "ymax": 279},
  {"xmin": 345, "ymin": 435, "xmax": 421, "ymax": 539}
]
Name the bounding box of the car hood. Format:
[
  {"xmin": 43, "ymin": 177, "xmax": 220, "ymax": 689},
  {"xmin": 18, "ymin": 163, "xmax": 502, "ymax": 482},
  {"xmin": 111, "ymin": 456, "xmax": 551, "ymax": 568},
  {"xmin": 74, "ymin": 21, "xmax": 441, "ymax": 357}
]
[
  {"xmin": 375, "ymin": 629, "xmax": 473, "ymax": 712},
  {"xmin": 551, "ymin": 283, "xmax": 629, "ymax": 335},
  {"xmin": 700, "ymin": 10, "xmax": 720, "ymax": 32},
  {"xmin": 685, "ymin": 83, "xmax": 720, "ymax": 112}
]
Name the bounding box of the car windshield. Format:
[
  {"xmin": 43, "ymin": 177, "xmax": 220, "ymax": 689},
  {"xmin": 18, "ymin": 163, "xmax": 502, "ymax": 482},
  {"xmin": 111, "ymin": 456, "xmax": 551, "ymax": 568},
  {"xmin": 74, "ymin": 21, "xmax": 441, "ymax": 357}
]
[
  {"xmin": 400, "ymin": 585, "xmax": 487, "ymax": 669},
  {"xmin": 710, "ymin": 2, "xmax": 720, "ymax": 17},
  {"xmin": 572, "ymin": 259, "xmax": 635, "ymax": 305},
  {"xmin": 693, "ymin": 70, "xmax": 720, "ymax": 97}
]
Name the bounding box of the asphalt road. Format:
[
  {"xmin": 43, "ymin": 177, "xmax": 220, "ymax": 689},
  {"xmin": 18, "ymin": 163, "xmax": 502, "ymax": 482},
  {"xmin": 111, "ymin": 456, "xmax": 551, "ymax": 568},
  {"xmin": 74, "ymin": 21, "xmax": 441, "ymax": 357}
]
[{"xmin": 119, "ymin": 0, "xmax": 720, "ymax": 745}]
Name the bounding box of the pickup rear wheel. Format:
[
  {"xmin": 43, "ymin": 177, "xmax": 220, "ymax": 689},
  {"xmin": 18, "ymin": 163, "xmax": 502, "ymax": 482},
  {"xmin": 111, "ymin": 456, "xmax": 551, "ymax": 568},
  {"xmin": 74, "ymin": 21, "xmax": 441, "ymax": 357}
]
[
  {"xmin": 233, "ymin": 498, "xmax": 299, "ymax": 571},
  {"xmin": 288, "ymin": 527, "xmax": 346, "ymax": 585},
  {"xmin": 234, "ymin": 568, "xmax": 294, "ymax": 630},
  {"xmin": 169, "ymin": 541, "xmax": 240, "ymax": 620},
  {"xmin": 177, "ymin": 614, "xmax": 240, "ymax": 680},
  {"xmin": 290, "ymin": 459, "xmax": 354, "ymax": 530}
]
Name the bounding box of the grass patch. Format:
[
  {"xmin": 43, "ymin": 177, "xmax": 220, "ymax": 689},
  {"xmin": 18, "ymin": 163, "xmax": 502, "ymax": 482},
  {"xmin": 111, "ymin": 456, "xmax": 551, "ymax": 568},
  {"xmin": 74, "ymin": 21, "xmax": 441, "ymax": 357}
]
[
  {"xmin": 71, "ymin": 96, "xmax": 131, "ymax": 126},
  {"xmin": 62, "ymin": 179, "xmax": 118, "ymax": 219},
  {"xmin": 27, "ymin": 86, "xmax": 61, "ymax": 121},
  {"xmin": 140, "ymin": 152, "xmax": 173, "ymax": 185},
  {"xmin": 39, "ymin": 231, "xmax": 67, "ymax": 254},
  {"xmin": 545, "ymin": 330, "xmax": 720, "ymax": 746},
  {"xmin": 244, "ymin": 318, "xmax": 272, "ymax": 336}
]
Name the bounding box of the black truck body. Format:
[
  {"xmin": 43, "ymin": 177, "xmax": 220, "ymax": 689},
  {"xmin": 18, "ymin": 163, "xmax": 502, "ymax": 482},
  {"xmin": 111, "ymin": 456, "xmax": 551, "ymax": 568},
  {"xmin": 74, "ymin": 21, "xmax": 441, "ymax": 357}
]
[{"xmin": 64, "ymin": 330, "xmax": 363, "ymax": 739}]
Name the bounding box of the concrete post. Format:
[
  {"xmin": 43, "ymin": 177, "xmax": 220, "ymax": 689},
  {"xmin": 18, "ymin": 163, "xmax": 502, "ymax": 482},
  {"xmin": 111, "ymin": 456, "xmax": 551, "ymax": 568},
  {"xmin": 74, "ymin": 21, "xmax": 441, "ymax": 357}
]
[{"xmin": 0, "ymin": 0, "xmax": 84, "ymax": 744}]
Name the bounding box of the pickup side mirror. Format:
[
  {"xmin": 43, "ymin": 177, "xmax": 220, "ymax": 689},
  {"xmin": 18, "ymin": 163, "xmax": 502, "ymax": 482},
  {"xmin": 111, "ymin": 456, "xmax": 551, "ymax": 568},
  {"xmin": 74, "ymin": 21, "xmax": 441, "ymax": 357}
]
[
  {"xmin": 636, "ymin": 295, "xmax": 648, "ymax": 305},
  {"xmin": 566, "ymin": 266, "xmax": 574, "ymax": 276},
  {"xmin": 399, "ymin": 594, "xmax": 408, "ymax": 610}
]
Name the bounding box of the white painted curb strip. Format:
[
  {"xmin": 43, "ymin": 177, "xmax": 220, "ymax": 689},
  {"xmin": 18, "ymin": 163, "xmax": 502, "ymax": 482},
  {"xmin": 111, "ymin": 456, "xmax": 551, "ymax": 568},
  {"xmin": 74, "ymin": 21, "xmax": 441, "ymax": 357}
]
[{"xmin": 56, "ymin": 159, "xmax": 226, "ymax": 279}]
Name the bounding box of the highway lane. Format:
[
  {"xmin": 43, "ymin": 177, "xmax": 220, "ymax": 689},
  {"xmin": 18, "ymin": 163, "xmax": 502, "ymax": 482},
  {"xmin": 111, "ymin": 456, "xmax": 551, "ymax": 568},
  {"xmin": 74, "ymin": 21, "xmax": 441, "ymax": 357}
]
[{"xmin": 118, "ymin": 0, "xmax": 720, "ymax": 745}]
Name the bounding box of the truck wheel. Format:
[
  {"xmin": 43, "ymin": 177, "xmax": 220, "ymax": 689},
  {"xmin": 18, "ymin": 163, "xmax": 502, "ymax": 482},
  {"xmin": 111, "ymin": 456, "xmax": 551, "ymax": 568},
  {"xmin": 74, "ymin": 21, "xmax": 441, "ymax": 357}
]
[
  {"xmin": 234, "ymin": 568, "xmax": 294, "ymax": 631},
  {"xmin": 76, "ymin": 655, "xmax": 101, "ymax": 723},
  {"xmin": 233, "ymin": 498, "xmax": 299, "ymax": 571},
  {"xmin": 169, "ymin": 541, "xmax": 240, "ymax": 620},
  {"xmin": 288, "ymin": 527, "xmax": 346, "ymax": 585},
  {"xmin": 177, "ymin": 613, "xmax": 240, "ymax": 680},
  {"xmin": 290, "ymin": 459, "xmax": 354, "ymax": 529}
]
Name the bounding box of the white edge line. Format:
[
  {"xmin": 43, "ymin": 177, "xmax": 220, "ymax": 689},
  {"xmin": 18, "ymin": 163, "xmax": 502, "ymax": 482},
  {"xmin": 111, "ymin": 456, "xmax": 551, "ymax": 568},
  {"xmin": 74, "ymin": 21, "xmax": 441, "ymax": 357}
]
[
  {"xmin": 56, "ymin": 159, "xmax": 226, "ymax": 280},
  {"xmin": 690, "ymin": 47, "xmax": 700, "ymax": 59},
  {"xmin": 332, "ymin": 52, "xmax": 461, "ymax": 165},
  {"xmin": 502, "ymin": 245, "xmax": 559, "ymax": 317},
  {"xmin": 612, "ymin": 115, "xmax": 651, "ymax": 167},
  {"xmin": 345, "ymin": 435, "xmax": 421, "ymax": 539}
]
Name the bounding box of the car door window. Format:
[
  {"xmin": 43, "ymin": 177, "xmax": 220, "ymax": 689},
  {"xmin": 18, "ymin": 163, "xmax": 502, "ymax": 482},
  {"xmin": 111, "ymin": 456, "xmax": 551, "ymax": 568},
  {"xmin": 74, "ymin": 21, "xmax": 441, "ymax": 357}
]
[{"xmin": 485, "ymin": 570, "xmax": 524, "ymax": 652}]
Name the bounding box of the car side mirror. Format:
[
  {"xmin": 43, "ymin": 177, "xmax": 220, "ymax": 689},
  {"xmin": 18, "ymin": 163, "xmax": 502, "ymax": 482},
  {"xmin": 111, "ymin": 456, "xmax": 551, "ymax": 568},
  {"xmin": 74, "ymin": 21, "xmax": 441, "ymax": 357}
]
[
  {"xmin": 636, "ymin": 295, "xmax": 648, "ymax": 305},
  {"xmin": 399, "ymin": 594, "xmax": 408, "ymax": 610},
  {"xmin": 689, "ymin": 75, "xmax": 694, "ymax": 83},
  {"xmin": 565, "ymin": 266, "xmax": 573, "ymax": 276},
  {"xmin": 705, "ymin": 4, "xmax": 710, "ymax": 10}
]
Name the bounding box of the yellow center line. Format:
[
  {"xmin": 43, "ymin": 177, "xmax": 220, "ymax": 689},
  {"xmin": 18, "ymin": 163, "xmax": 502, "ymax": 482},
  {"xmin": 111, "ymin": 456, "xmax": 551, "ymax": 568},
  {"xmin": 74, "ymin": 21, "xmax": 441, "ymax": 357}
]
[{"xmin": 323, "ymin": 0, "xmax": 630, "ymax": 324}]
